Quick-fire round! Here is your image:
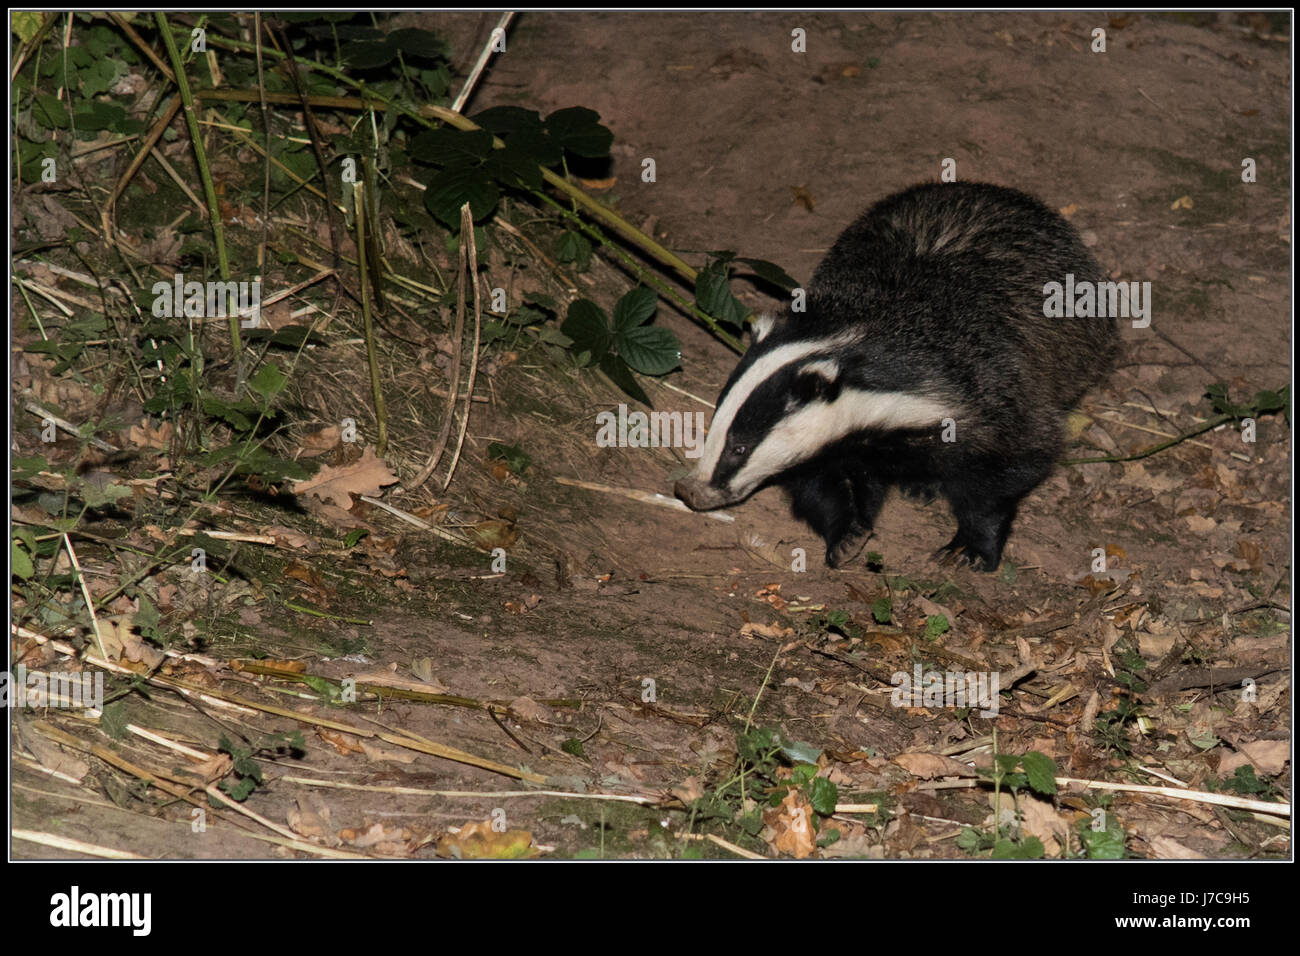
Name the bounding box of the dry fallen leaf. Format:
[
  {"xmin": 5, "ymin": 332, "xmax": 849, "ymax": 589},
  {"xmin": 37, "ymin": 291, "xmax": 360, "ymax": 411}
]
[
  {"xmin": 894, "ymin": 752, "xmax": 978, "ymax": 779},
  {"xmin": 438, "ymin": 820, "xmax": 538, "ymax": 860},
  {"xmin": 763, "ymin": 789, "xmax": 817, "ymax": 858},
  {"xmin": 291, "ymin": 445, "xmax": 397, "ymax": 510},
  {"xmin": 298, "ymin": 425, "xmax": 342, "ymax": 457}
]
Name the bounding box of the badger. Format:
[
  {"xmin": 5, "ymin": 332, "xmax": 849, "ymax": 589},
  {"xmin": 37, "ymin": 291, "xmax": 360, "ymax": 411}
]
[{"xmin": 674, "ymin": 181, "xmax": 1119, "ymax": 571}]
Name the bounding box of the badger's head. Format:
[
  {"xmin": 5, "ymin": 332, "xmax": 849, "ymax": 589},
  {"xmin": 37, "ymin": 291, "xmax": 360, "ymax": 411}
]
[{"xmin": 674, "ymin": 312, "xmax": 953, "ymax": 510}]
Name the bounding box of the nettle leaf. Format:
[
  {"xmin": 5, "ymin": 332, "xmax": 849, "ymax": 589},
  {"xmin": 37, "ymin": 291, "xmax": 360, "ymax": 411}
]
[
  {"xmin": 616, "ymin": 325, "xmax": 681, "ymax": 376},
  {"xmin": 694, "ymin": 261, "xmax": 750, "ymax": 329},
  {"xmin": 202, "ymin": 444, "xmax": 310, "ymax": 480},
  {"xmin": 200, "ymin": 397, "xmax": 255, "ymax": 432},
  {"xmin": 11, "ymin": 538, "xmax": 35, "ymax": 581},
  {"xmin": 534, "ymin": 326, "xmax": 573, "ymax": 348},
  {"xmin": 507, "ymin": 305, "xmax": 548, "ymax": 326},
  {"xmin": 341, "ymin": 40, "xmax": 398, "ymax": 69},
  {"xmin": 423, "ymin": 166, "xmax": 499, "ymax": 226},
  {"xmin": 248, "ymin": 362, "xmax": 288, "ymax": 400},
  {"xmin": 554, "ymin": 231, "xmax": 592, "ymax": 271},
  {"xmin": 79, "ymin": 478, "xmax": 132, "ymax": 509},
  {"xmin": 409, "ymin": 126, "xmax": 494, "ymax": 165},
  {"xmin": 1020, "ymin": 751, "xmax": 1058, "ymax": 795},
  {"xmin": 599, "ymin": 353, "xmax": 650, "ymax": 407},
  {"xmin": 735, "ymin": 256, "xmax": 799, "ymax": 292},
  {"xmin": 32, "ymin": 93, "xmax": 70, "ymax": 130},
  {"xmin": 560, "ymin": 299, "xmax": 611, "ymax": 366},
  {"xmin": 611, "ymin": 286, "xmax": 658, "ymax": 333},
  {"xmin": 387, "ymin": 27, "xmax": 448, "ymax": 61},
  {"xmin": 544, "ymin": 106, "xmax": 613, "ymax": 158}
]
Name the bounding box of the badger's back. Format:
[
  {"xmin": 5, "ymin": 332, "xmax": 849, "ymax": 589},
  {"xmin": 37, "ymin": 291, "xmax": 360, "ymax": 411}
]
[{"xmin": 800, "ymin": 182, "xmax": 1118, "ymax": 450}]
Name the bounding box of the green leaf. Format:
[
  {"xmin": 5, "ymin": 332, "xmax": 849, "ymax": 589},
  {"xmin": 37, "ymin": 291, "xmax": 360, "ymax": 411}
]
[
  {"xmin": 995, "ymin": 753, "xmax": 1021, "ymax": 774},
  {"xmin": 487, "ymin": 441, "xmax": 532, "ymax": 475},
  {"xmin": 341, "ymin": 40, "xmax": 398, "ymax": 69},
  {"xmin": 79, "ymin": 478, "xmax": 132, "ymax": 509},
  {"xmin": 473, "ymin": 106, "xmax": 564, "ymax": 167},
  {"xmin": 554, "ymin": 231, "xmax": 592, "ymax": 271},
  {"xmin": 807, "ymin": 776, "xmax": 839, "ymax": 816},
  {"xmin": 924, "ymin": 614, "xmax": 950, "ymax": 639},
  {"xmin": 482, "ymin": 146, "xmax": 543, "ymax": 190},
  {"xmin": 423, "ymin": 166, "xmax": 500, "ymax": 226},
  {"xmin": 12, "ymin": 455, "xmax": 49, "ymax": 481},
  {"xmin": 616, "ymin": 325, "xmax": 681, "ymax": 376},
  {"xmin": 472, "ymin": 106, "xmax": 545, "ymax": 137},
  {"xmin": 598, "ymin": 353, "xmax": 650, "ymax": 406},
  {"xmin": 1080, "ymin": 819, "xmax": 1126, "ymax": 859},
  {"xmin": 32, "ymin": 93, "xmax": 70, "ymax": 129},
  {"xmin": 344, "ymin": 528, "xmax": 369, "ymax": 549},
  {"xmin": 778, "ymin": 738, "xmax": 823, "ymax": 766},
  {"xmin": 11, "ymin": 538, "xmax": 35, "ymax": 580},
  {"xmin": 410, "ymin": 127, "xmax": 494, "ymax": 165},
  {"xmin": 611, "ymin": 287, "xmax": 658, "ymax": 333},
  {"xmin": 734, "ymin": 256, "xmax": 800, "ymax": 291},
  {"xmin": 73, "ymin": 100, "xmax": 126, "ymax": 132},
  {"xmin": 248, "ymin": 362, "xmax": 288, "ymax": 400},
  {"xmin": 560, "ymin": 299, "xmax": 611, "ymax": 365},
  {"xmin": 387, "ymin": 27, "xmax": 448, "ymax": 60},
  {"xmin": 534, "ymin": 326, "xmax": 573, "ymax": 347},
  {"xmin": 544, "ymin": 106, "xmax": 613, "ymax": 158},
  {"xmin": 200, "ymin": 397, "xmax": 254, "ymax": 432},
  {"xmin": 871, "ymin": 597, "xmax": 892, "ymax": 624},
  {"xmin": 100, "ymin": 701, "xmax": 129, "ymax": 740},
  {"xmin": 1021, "ymin": 751, "xmax": 1058, "ymax": 795},
  {"xmin": 694, "ymin": 261, "xmax": 750, "ymax": 329}
]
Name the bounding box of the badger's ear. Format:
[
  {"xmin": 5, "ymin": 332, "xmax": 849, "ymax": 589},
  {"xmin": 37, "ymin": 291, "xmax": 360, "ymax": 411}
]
[
  {"xmin": 748, "ymin": 311, "xmax": 781, "ymax": 345},
  {"xmin": 792, "ymin": 359, "xmax": 842, "ymax": 404}
]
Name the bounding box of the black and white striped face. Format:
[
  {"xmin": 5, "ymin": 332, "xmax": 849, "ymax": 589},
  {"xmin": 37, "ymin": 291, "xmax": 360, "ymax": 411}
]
[{"xmin": 674, "ymin": 322, "xmax": 953, "ymax": 510}]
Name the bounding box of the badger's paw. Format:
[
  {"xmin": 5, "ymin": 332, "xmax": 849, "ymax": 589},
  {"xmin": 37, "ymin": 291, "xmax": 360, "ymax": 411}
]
[
  {"xmin": 825, "ymin": 525, "xmax": 872, "ymax": 569},
  {"xmin": 934, "ymin": 535, "xmax": 1000, "ymax": 573}
]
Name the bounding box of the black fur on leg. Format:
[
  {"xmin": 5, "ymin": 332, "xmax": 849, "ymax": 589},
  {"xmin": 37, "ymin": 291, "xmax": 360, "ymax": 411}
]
[
  {"xmin": 936, "ymin": 456, "xmax": 1053, "ymax": 572},
  {"xmin": 785, "ymin": 460, "xmax": 886, "ymax": 568}
]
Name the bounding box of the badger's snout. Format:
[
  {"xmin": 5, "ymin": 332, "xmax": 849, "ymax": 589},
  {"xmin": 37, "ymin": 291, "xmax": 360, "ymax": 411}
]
[{"xmin": 674, "ymin": 476, "xmax": 729, "ymax": 511}]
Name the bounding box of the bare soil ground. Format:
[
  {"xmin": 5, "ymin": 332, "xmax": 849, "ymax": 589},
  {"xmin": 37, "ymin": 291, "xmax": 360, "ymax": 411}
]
[{"xmin": 11, "ymin": 12, "xmax": 1290, "ymax": 860}]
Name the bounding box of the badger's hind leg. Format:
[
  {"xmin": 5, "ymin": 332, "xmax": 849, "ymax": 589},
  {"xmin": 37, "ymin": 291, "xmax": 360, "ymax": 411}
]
[
  {"xmin": 788, "ymin": 464, "xmax": 885, "ymax": 568},
  {"xmin": 936, "ymin": 457, "xmax": 1051, "ymax": 572}
]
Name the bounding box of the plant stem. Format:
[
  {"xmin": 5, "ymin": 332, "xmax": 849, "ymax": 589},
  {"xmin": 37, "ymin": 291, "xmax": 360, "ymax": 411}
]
[{"xmin": 153, "ymin": 13, "xmax": 242, "ymax": 381}]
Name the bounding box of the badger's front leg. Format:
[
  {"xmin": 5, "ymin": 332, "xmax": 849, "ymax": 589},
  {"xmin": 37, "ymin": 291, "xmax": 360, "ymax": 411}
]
[
  {"xmin": 937, "ymin": 456, "xmax": 1051, "ymax": 571},
  {"xmin": 787, "ymin": 464, "xmax": 885, "ymax": 568}
]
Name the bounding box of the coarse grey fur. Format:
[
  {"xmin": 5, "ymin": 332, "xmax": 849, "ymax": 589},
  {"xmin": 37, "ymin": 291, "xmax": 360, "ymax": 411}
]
[{"xmin": 675, "ymin": 181, "xmax": 1120, "ymax": 571}]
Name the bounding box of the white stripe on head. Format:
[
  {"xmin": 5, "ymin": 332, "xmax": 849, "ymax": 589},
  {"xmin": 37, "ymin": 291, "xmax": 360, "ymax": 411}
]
[
  {"xmin": 692, "ymin": 332, "xmax": 859, "ymax": 478},
  {"xmin": 728, "ymin": 388, "xmax": 954, "ymax": 499}
]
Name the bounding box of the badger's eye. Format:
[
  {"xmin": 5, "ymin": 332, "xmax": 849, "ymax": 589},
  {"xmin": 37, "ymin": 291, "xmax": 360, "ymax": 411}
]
[{"xmin": 730, "ymin": 444, "xmax": 746, "ymax": 457}]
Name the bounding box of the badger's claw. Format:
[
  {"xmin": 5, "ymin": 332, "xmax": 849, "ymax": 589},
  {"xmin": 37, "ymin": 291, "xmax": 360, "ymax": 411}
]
[
  {"xmin": 826, "ymin": 525, "xmax": 872, "ymax": 568},
  {"xmin": 934, "ymin": 536, "xmax": 1000, "ymax": 573}
]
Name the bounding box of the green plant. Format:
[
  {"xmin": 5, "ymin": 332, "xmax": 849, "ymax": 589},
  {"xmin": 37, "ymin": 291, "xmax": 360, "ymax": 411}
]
[
  {"xmin": 561, "ymin": 287, "xmax": 682, "ymax": 405},
  {"xmin": 687, "ymin": 726, "xmax": 838, "ymax": 850}
]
